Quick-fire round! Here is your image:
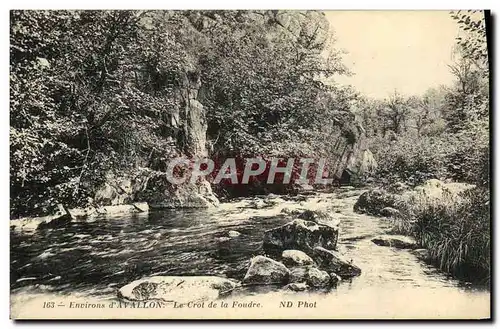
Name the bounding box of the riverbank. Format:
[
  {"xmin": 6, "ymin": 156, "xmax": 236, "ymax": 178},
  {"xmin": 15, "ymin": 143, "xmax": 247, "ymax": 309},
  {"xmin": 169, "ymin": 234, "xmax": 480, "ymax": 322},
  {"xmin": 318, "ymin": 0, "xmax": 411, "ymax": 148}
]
[
  {"xmin": 10, "ymin": 187, "xmax": 490, "ymax": 319},
  {"xmin": 10, "ymin": 202, "xmax": 150, "ymax": 233},
  {"xmin": 354, "ymin": 179, "xmax": 490, "ymax": 285}
]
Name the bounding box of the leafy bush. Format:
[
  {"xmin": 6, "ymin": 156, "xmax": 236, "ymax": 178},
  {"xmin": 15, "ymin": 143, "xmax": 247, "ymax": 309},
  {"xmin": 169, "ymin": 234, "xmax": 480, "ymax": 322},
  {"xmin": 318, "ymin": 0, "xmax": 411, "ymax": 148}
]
[
  {"xmin": 371, "ymin": 120, "xmax": 489, "ymax": 187},
  {"xmin": 393, "ymin": 186, "xmax": 490, "ymax": 284}
]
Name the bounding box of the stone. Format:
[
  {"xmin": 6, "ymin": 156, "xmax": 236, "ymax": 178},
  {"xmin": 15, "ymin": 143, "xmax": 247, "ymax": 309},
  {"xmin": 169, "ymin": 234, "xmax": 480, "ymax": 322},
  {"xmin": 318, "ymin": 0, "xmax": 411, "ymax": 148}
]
[
  {"xmin": 289, "ymin": 267, "xmax": 308, "ymax": 283},
  {"xmin": 380, "ymin": 207, "xmax": 400, "ymax": 217},
  {"xmin": 344, "ymin": 148, "xmax": 378, "ymax": 183},
  {"xmin": 228, "ymin": 230, "xmax": 241, "ymax": 238},
  {"xmin": 353, "ymin": 189, "xmax": 401, "ymax": 216},
  {"xmin": 280, "ymin": 207, "xmax": 302, "ymax": 216},
  {"xmin": 263, "ymin": 219, "xmax": 339, "ymax": 254},
  {"xmin": 371, "ymin": 235, "xmax": 418, "ymax": 249},
  {"xmin": 298, "ymin": 210, "xmax": 340, "ymax": 227},
  {"xmin": 287, "ymin": 266, "xmax": 331, "ymax": 288},
  {"xmin": 312, "ymin": 246, "xmax": 361, "ymax": 278},
  {"xmin": 242, "ymin": 256, "xmax": 290, "ymax": 285},
  {"xmin": 248, "ymin": 199, "xmax": 269, "ymax": 209},
  {"xmin": 282, "ymin": 250, "xmax": 315, "ymax": 266},
  {"xmin": 411, "ymin": 248, "xmax": 431, "ymax": 261},
  {"xmin": 36, "ymin": 57, "xmax": 50, "ymax": 68},
  {"xmin": 306, "ymin": 267, "xmax": 331, "ymax": 288},
  {"xmin": 118, "ymin": 276, "xmax": 238, "ymax": 303},
  {"xmin": 283, "ymin": 282, "xmax": 309, "ymax": 292}
]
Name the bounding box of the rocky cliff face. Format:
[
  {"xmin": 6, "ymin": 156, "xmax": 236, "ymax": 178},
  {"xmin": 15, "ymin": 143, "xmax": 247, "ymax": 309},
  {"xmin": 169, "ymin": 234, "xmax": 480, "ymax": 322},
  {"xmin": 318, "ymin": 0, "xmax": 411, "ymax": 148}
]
[
  {"xmin": 93, "ymin": 11, "xmax": 371, "ymax": 207},
  {"xmin": 143, "ymin": 68, "xmax": 219, "ymax": 208},
  {"xmin": 94, "ymin": 68, "xmax": 219, "ymax": 209},
  {"xmin": 329, "ymin": 119, "xmax": 377, "ymax": 184}
]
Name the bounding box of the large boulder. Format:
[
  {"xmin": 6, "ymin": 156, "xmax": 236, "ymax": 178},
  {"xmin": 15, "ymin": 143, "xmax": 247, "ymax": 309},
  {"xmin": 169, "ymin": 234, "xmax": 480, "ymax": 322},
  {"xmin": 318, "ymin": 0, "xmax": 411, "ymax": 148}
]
[
  {"xmin": 118, "ymin": 276, "xmax": 238, "ymax": 303},
  {"xmin": 353, "ymin": 188, "xmax": 402, "ymax": 216},
  {"xmin": 242, "ymin": 256, "xmax": 290, "ymax": 285},
  {"xmin": 371, "ymin": 235, "xmax": 418, "ymax": 249},
  {"xmin": 263, "ymin": 219, "xmax": 338, "ymax": 254},
  {"xmin": 312, "ymin": 246, "xmax": 361, "ymax": 278},
  {"xmin": 282, "ymin": 250, "xmax": 315, "ymax": 266}
]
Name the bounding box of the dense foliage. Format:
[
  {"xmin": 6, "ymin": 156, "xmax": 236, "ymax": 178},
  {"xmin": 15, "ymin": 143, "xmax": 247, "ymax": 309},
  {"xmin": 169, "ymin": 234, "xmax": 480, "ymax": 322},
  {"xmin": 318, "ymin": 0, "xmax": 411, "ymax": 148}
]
[
  {"xmin": 393, "ymin": 186, "xmax": 490, "ymax": 284},
  {"xmin": 10, "ymin": 10, "xmax": 356, "ymax": 217},
  {"xmin": 367, "ymin": 10, "xmax": 490, "ymax": 284},
  {"xmin": 355, "ymin": 11, "xmax": 489, "ymax": 188}
]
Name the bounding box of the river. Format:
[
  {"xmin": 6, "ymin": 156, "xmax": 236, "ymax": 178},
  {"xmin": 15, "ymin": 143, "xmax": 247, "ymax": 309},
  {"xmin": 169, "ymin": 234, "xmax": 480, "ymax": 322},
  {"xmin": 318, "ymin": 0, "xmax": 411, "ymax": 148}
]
[{"xmin": 10, "ymin": 187, "xmax": 490, "ymax": 319}]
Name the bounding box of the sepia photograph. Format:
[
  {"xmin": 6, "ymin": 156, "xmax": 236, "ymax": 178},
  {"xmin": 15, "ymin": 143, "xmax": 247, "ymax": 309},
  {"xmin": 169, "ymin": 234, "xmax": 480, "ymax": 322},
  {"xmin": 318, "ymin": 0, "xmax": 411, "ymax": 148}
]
[{"xmin": 9, "ymin": 9, "xmax": 491, "ymax": 320}]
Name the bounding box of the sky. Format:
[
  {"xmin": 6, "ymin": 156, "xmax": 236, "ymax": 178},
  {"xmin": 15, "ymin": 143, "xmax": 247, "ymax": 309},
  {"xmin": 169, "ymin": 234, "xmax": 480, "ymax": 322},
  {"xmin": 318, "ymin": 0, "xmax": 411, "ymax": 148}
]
[{"xmin": 324, "ymin": 11, "xmax": 462, "ymax": 99}]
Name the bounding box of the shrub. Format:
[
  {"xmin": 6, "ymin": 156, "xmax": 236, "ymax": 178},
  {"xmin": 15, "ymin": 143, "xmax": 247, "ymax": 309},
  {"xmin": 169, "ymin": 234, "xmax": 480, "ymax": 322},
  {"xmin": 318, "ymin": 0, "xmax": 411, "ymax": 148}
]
[
  {"xmin": 392, "ymin": 186, "xmax": 490, "ymax": 284},
  {"xmin": 371, "ymin": 121, "xmax": 489, "ymax": 188}
]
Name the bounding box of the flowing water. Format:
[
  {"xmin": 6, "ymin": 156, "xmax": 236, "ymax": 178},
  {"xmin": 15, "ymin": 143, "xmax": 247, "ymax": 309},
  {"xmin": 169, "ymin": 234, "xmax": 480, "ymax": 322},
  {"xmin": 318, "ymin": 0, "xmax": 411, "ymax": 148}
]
[{"xmin": 10, "ymin": 187, "xmax": 490, "ymax": 319}]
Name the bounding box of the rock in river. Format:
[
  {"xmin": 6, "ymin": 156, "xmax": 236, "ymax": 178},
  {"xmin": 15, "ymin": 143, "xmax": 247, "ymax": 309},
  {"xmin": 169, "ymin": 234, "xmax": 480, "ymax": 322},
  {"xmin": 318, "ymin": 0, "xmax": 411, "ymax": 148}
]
[
  {"xmin": 371, "ymin": 235, "xmax": 418, "ymax": 249},
  {"xmin": 242, "ymin": 256, "xmax": 290, "ymax": 285},
  {"xmin": 263, "ymin": 219, "xmax": 338, "ymax": 254},
  {"xmin": 289, "ymin": 267, "xmax": 309, "ymax": 283},
  {"xmin": 305, "ymin": 267, "xmax": 331, "ymax": 288},
  {"xmin": 298, "ymin": 210, "xmax": 340, "ymax": 226},
  {"xmin": 312, "ymin": 246, "xmax": 361, "ymax": 278},
  {"xmin": 282, "ymin": 250, "xmax": 315, "ymax": 266},
  {"xmin": 286, "ymin": 266, "xmax": 331, "ymax": 288},
  {"xmin": 353, "ymin": 189, "xmax": 401, "ymax": 216},
  {"xmin": 228, "ymin": 230, "xmax": 241, "ymax": 238},
  {"xmin": 118, "ymin": 276, "xmax": 238, "ymax": 303}
]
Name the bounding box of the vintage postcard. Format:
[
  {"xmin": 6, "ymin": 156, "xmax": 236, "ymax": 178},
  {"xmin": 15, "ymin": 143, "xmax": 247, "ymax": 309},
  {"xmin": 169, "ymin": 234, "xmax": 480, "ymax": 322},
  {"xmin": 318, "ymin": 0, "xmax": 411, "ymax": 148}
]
[{"xmin": 10, "ymin": 10, "xmax": 491, "ymax": 320}]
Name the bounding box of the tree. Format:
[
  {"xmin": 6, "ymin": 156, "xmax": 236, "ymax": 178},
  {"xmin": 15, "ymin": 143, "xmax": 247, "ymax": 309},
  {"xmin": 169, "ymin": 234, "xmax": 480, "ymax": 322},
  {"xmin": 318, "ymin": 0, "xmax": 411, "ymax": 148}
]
[{"xmin": 379, "ymin": 90, "xmax": 414, "ymax": 136}]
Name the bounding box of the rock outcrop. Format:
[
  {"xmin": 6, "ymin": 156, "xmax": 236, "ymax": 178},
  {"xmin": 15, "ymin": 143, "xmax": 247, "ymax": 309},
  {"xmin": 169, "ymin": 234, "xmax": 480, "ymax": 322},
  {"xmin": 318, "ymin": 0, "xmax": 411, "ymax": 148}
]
[
  {"xmin": 92, "ymin": 68, "xmax": 219, "ymax": 211},
  {"xmin": 343, "ymin": 148, "xmax": 378, "ymax": 184}
]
